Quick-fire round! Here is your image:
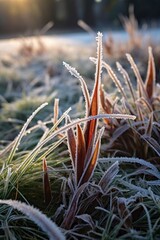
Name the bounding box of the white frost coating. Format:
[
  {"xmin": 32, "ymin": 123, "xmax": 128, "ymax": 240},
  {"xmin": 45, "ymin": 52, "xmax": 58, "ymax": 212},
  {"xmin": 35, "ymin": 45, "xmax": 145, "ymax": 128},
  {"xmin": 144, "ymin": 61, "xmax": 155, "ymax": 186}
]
[
  {"xmin": 96, "ymin": 32, "xmax": 103, "ymax": 62},
  {"xmin": 92, "ymin": 32, "xmax": 103, "ymax": 101},
  {"xmin": 63, "ymin": 61, "xmax": 90, "ymax": 116},
  {"xmin": 63, "ymin": 62, "xmax": 82, "ymax": 80},
  {"xmin": 99, "ymin": 157, "xmax": 159, "ymax": 174},
  {"xmin": 116, "ymin": 61, "xmax": 136, "ymax": 101},
  {"xmin": 126, "ymin": 53, "xmax": 148, "ymax": 99},
  {"xmin": 99, "ymin": 161, "xmax": 119, "ymax": 193},
  {"xmin": 26, "ymin": 112, "xmax": 136, "ymax": 155},
  {"xmin": 7, "ymin": 102, "xmax": 48, "ymax": 164},
  {"xmin": 0, "ymin": 200, "xmax": 65, "ymax": 240}
]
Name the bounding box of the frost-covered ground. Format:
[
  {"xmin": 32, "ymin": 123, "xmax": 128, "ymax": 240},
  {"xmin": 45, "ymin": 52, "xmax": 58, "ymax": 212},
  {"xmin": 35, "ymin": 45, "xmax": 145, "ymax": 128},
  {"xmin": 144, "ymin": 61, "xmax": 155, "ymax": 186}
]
[
  {"xmin": 0, "ymin": 27, "xmax": 160, "ymax": 133},
  {"xmin": 0, "ymin": 27, "xmax": 160, "ymax": 54}
]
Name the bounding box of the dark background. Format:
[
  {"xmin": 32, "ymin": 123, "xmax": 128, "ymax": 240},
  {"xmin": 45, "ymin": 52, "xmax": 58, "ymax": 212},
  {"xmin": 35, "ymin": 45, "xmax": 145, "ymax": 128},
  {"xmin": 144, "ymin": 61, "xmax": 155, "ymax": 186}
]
[{"xmin": 0, "ymin": 0, "xmax": 160, "ymax": 34}]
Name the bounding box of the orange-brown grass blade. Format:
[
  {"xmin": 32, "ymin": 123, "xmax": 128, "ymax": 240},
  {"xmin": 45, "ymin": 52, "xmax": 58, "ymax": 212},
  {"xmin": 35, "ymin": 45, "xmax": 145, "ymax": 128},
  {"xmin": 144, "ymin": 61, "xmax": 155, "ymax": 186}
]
[
  {"xmin": 43, "ymin": 158, "xmax": 52, "ymax": 205},
  {"xmin": 76, "ymin": 124, "xmax": 86, "ymax": 184},
  {"xmin": 84, "ymin": 32, "xmax": 103, "ymax": 150},
  {"xmin": 116, "ymin": 62, "xmax": 136, "ymax": 102},
  {"xmin": 53, "ymin": 98, "xmax": 59, "ymax": 125},
  {"xmin": 102, "ymin": 61, "xmax": 127, "ymax": 100},
  {"xmin": 100, "ymin": 85, "xmax": 113, "ymax": 114},
  {"xmin": 145, "ymin": 47, "xmax": 156, "ymax": 99},
  {"xmin": 126, "ymin": 53, "xmax": 148, "ymax": 99},
  {"xmin": 79, "ymin": 127, "xmax": 104, "ymax": 186},
  {"xmin": 137, "ymin": 97, "xmax": 153, "ymax": 113},
  {"xmin": 90, "ymin": 56, "xmax": 127, "ymax": 100},
  {"xmin": 67, "ymin": 127, "xmax": 76, "ymax": 168},
  {"xmin": 138, "ymin": 97, "xmax": 158, "ymax": 123},
  {"xmin": 120, "ymin": 5, "xmax": 139, "ymax": 47},
  {"xmin": 100, "ymin": 85, "xmax": 113, "ymax": 124}
]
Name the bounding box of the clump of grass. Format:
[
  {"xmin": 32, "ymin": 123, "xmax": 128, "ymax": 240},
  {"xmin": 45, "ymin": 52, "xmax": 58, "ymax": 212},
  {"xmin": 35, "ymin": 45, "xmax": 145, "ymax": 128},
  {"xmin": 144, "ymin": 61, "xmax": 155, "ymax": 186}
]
[
  {"xmin": 19, "ymin": 22, "xmax": 54, "ymax": 58},
  {"xmin": 0, "ymin": 31, "xmax": 160, "ymax": 240},
  {"xmin": 104, "ymin": 5, "xmax": 142, "ymax": 57},
  {"xmin": 0, "ymin": 68, "xmax": 21, "ymax": 100},
  {"xmin": 99, "ymin": 47, "xmax": 160, "ymax": 160},
  {"xmin": 78, "ymin": 6, "xmax": 160, "ymax": 83}
]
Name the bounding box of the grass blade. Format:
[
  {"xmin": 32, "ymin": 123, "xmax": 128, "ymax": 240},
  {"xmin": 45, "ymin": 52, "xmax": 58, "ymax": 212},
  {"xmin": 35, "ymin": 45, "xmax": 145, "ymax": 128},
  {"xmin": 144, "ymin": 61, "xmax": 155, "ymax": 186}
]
[
  {"xmin": 63, "ymin": 62, "xmax": 91, "ymax": 116},
  {"xmin": 43, "ymin": 158, "xmax": 52, "ymax": 205},
  {"xmin": 7, "ymin": 102, "xmax": 48, "ymax": 164},
  {"xmin": 79, "ymin": 127, "xmax": 104, "ymax": 186},
  {"xmin": 76, "ymin": 124, "xmax": 86, "ymax": 184},
  {"xmin": 99, "ymin": 161, "xmax": 119, "ymax": 193},
  {"xmin": 67, "ymin": 127, "xmax": 76, "ymax": 168},
  {"xmin": 61, "ymin": 183, "xmax": 88, "ymax": 229},
  {"xmin": 53, "ymin": 98, "xmax": 59, "ymax": 125},
  {"xmin": 0, "ymin": 200, "xmax": 65, "ymax": 240},
  {"xmin": 145, "ymin": 47, "xmax": 156, "ymax": 99},
  {"xmin": 13, "ymin": 113, "xmax": 135, "ymax": 184},
  {"xmin": 116, "ymin": 61, "xmax": 136, "ymax": 101},
  {"xmin": 84, "ymin": 32, "xmax": 103, "ymax": 150},
  {"xmin": 126, "ymin": 53, "xmax": 148, "ymax": 99}
]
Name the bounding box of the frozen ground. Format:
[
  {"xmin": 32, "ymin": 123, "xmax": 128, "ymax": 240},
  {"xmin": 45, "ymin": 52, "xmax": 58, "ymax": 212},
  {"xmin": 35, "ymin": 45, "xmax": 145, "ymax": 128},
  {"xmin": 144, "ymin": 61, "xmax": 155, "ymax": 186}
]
[{"xmin": 0, "ymin": 28, "xmax": 160, "ymax": 54}]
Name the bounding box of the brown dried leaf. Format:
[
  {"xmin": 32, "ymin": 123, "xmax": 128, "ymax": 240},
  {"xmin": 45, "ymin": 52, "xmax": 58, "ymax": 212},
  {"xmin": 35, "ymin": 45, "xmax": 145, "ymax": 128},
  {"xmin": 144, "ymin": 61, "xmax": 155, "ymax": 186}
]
[
  {"xmin": 53, "ymin": 98, "xmax": 59, "ymax": 125},
  {"xmin": 67, "ymin": 127, "xmax": 76, "ymax": 168},
  {"xmin": 100, "ymin": 85, "xmax": 112, "ymax": 114},
  {"xmin": 104, "ymin": 35, "xmax": 114, "ymax": 56},
  {"xmin": 79, "ymin": 127, "xmax": 104, "ymax": 186},
  {"xmin": 121, "ymin": 5, "xmax": 138, "ymax": 44},
  {"xmin": 43, "ymin": 158, "xmax": 52, "ymax": 205},
  {"xmin": 76, "ymin": 124, "xmax": 86, "ymax": 184},
  {"xmin": 84, "ymin": 32, "xmax": 103, "ymax": 150},
  {"xmin": 145, "ymin": 47, "xmax": 156, "ymax": 99}
]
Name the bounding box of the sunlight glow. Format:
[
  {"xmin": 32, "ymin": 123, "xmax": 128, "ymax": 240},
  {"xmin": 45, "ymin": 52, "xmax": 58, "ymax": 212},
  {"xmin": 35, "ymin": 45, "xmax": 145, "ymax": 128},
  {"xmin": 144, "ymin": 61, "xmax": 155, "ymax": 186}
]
[
  {"xmin": 8, "ymin": 0, "xmax": 27, "ymax": 3},
  {"xmin": 5, "ymin": 0, "xmax": 28, "ymax": 4}
]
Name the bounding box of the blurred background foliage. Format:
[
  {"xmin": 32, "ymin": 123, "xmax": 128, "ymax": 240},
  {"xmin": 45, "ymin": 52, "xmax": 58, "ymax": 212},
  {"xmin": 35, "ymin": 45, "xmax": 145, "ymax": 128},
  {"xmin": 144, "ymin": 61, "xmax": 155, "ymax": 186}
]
[{"xmin": 0, "ymin": 0, "xmax": 160, "ymax": 34}]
